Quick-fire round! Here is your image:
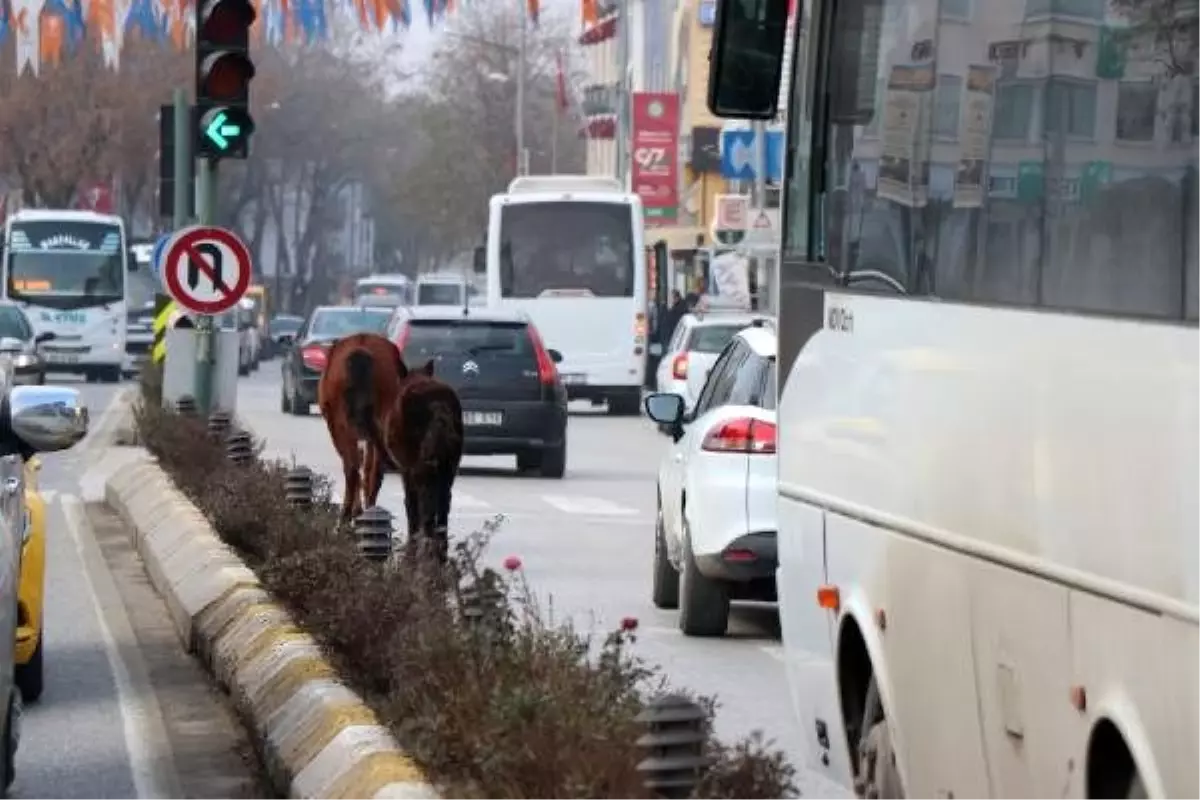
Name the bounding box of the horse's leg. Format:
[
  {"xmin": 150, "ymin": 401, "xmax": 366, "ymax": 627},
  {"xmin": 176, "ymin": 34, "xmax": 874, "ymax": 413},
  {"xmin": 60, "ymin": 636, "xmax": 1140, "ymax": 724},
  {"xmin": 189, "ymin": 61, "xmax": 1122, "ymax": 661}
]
[
  {"xmin": 326, "ymin": 417, "xmax": 361, "ymax": 526},
  {"xmin": 363, "ymin": 443, "xmax": 382, "ymax": 510},
  {"xmin": 401, "ymin": 471, "xmax": 421, "ymax": 561},
  {"xmin": 434, "ymin": 472, "xmax": 452, "ymax": 563}
]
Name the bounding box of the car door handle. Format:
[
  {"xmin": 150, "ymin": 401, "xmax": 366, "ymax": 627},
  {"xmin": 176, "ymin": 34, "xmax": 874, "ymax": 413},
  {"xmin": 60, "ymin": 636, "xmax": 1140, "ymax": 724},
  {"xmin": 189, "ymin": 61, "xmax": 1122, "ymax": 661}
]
[{"xmin": 2, "ymin": 479, "xmax": 19, "ymax": 497}]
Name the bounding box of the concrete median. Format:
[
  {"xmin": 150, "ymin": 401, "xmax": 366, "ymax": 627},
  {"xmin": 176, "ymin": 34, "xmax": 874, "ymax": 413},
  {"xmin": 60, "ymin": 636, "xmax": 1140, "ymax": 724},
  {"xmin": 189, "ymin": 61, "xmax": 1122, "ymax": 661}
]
[{"xmin": 102, "ymin": 401, "xmax": 437, "ymax": 799}]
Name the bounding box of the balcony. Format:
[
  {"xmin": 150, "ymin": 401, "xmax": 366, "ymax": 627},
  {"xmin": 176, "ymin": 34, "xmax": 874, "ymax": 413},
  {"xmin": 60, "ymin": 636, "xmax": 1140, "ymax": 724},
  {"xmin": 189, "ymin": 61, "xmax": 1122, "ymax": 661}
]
[
  {"xmin": 581, "ymin": 84, "xmax": 618, "ymax": 117},
  {"xmin": 1024, "ymin": 0, "xmax": 1104, "ymax": 22}
]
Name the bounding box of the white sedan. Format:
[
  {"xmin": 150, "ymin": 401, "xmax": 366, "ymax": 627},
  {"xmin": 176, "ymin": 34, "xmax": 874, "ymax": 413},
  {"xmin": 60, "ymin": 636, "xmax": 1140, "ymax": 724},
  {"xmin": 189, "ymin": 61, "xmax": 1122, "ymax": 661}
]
[
  {"xmin": 644, "ymin": 324, "xmax": 778, "ymax": 637},
  {"xmin": 655, "ymin": 310, "xmax": 772, "ymax": 417}
]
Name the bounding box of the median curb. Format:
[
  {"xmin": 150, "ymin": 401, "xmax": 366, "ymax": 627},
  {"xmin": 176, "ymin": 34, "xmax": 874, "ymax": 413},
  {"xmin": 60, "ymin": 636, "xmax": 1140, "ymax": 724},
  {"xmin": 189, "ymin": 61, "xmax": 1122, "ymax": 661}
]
[{"xmin": 101, "ymin": 401, "xmax": 437, "ymax": 799}]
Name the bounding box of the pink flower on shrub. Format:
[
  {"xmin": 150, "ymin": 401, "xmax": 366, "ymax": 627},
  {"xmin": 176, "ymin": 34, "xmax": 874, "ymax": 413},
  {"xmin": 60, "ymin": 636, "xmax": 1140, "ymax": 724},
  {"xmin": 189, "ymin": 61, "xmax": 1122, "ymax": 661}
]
[
  {"xmin": 502, "ymin": 555, "xmax": 523, "ymax": 572},
  {"xmin": 620, "ymin": 616, "xmax": 639, "ymax": 632}
]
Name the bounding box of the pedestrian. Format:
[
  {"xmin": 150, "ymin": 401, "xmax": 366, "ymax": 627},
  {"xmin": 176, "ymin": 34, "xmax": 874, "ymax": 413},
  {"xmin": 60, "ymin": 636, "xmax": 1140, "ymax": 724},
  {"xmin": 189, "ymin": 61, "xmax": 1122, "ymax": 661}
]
[{"xmin": 659, "ymin": 290, "xmax": 687, "ymax": 347}]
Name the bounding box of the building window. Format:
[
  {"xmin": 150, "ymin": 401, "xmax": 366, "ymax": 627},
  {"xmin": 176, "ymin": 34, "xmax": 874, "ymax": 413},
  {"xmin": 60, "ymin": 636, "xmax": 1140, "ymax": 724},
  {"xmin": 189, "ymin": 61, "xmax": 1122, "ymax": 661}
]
[
  {"xmin": 1024, "ymin": 0, "xmax": 1104, "ymax": 20},
  {"xmin": 993, "ymin": 83, "xmax": 1034, "ymax": 140},
  {"xmin": 1193, "ymin": 79, "xmax": 1198, "ymax": 137},
  {"xmin": 934, "ymin": 74, "xmax": 963, "ymax": 138},
  {"xmin": 940, "ymin": 0, "xmax": 971, "ymax": 20},
  {"xmin": 1116, "ymin": 82, "xmax": 1158, "ymax": 142},
  {"xmin": 1045, "ymin": 79, "xmax": 1097, "ymax": 139}
]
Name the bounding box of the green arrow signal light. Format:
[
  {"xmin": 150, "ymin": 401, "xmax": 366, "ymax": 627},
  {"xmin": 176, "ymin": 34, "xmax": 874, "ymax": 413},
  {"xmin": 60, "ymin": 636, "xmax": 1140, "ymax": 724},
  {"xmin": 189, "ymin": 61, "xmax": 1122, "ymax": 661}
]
[{"xmin": 205, "ymin": 110, "xmax": 236, "ymax": 149}]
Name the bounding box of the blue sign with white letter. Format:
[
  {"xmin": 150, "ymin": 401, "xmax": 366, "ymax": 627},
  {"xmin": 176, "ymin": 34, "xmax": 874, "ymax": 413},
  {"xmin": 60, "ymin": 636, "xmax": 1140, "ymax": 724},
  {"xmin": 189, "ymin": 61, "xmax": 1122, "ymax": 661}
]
[
  {"xmin": 721, "ymin": 129, "xmax": 785, "ymax": 181},
  {"xmin": 151, "ymin": 233, "xmax": 172, "ymax": 283},
  {"xmin": 699, "ymin": 0, "xmax": 716, "ymax": 26}
]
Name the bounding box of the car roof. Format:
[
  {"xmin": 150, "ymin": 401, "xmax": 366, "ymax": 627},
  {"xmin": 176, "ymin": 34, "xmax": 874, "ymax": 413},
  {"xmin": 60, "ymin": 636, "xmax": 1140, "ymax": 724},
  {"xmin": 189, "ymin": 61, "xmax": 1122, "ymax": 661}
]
[
  {"xmin": 737, "ymin": 325, "xmax": 777, "ymax": 358},
  {"xmin": 399, "ymin": 306, "xmax": 530, "ymax": 324},
  {"xmin": 681, "ymin": 310, "xmax": 770, "ymax": 327},
  {"xmin": 311, "ymin": 305, "xmax": 391, "ymax": 315}
]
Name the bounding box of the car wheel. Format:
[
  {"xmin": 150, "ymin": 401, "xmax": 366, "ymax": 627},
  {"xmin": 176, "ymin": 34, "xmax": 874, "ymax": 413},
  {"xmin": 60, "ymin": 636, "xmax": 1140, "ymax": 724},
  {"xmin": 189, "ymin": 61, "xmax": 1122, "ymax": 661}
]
[
  {"xmin": 652, "ymin": 499, "xmax": 679, "ymax": 610},
  {"xmin": 280, "ymin": 388, "xmax": 292, "ymax": 414},
  {"xmin": 538, "ymin": 441, "xmax": 566, "ymax": 479},
  {"xmin": 1, "ymin": 688, "xmax": 20, "ymax": 793},
  {"xmin": 291, "ymin": 387, "xmax": 308, "ymax": 416},
  {"xmin": 678, "ymin": 521, "xmax": 730, "ymax": 637},
  {"xmin": 16, "ymin": 635, "xmax": 42, "ymax": 704},
  {"xmin": 34, "ymin": 372, "xmax": 45, "ymax": 386}
]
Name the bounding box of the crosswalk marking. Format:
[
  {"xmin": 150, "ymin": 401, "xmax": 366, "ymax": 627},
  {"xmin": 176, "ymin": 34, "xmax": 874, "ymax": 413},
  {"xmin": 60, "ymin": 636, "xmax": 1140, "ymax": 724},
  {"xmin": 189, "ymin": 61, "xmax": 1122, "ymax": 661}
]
[{"xmin": 540, "ymin": 495, "xmax": 639, "ymax": 516}]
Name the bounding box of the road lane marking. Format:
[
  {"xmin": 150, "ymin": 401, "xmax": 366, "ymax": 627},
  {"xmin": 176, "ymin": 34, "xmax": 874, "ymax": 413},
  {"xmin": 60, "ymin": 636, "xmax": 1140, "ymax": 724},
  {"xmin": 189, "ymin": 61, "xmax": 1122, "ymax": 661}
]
[
  {"xmin": 540, "ymin": 494, "xmax": 639, "ymax": 516},
  {"xmin": 61, "ymin": 495, "xmax": 183, "ymax": 799}
]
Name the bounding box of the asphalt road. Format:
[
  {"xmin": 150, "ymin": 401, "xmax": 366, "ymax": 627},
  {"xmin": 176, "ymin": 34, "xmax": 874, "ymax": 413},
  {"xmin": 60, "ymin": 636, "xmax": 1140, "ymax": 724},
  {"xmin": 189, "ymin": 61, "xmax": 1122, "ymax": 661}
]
[
  {"xmin": 14, "ymin": 377, "xmax": 262, "ymax": 799},
  {"xmin": 239, "ymin": 365, "xmax": 806, "ymax": 766}
]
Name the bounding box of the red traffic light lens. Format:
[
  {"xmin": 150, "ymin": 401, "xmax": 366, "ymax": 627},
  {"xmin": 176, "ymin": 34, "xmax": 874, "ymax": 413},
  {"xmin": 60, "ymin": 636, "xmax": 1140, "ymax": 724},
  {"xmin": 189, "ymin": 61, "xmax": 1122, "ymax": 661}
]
[
  {"xmin": 200, "ymin": 0, "xmax": 256, "ymax": 44},
  {"xmin": 201, "ymin": 52, "xmax": 254, "ymax": 101}
]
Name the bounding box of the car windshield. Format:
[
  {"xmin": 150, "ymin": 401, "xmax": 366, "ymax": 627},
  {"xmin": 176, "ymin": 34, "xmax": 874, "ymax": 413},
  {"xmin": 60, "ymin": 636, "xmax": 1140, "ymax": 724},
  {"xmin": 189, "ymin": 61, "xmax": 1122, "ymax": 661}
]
[
  {"xmin": 687, "ymin": 324, "xmax": 747, "ymax": 354},
  {"xmin": 308, "ymin": 308, "xmax": 391, "ymax": 338},
  {"xmin": 0, "ymin": 307, "xmax": 31, "ymax": 341},
  {"xmin": 403, "ymin": 321, "xmax": 533, "ymax": 360},
  {"xmin": 270, "ymin": 316, "xmax": 303, "ymax": 335},
  {"xmin": 417, "ymin": 283, "xmax": 464, "ymax": 306}
]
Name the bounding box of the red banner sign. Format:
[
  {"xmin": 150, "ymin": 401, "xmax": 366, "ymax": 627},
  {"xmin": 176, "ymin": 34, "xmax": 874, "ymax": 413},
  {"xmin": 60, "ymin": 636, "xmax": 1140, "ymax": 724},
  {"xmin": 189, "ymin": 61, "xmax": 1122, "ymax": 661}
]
[{"xmin": 631, "ymin": 92, "xmax": 679, "ymax": 226}]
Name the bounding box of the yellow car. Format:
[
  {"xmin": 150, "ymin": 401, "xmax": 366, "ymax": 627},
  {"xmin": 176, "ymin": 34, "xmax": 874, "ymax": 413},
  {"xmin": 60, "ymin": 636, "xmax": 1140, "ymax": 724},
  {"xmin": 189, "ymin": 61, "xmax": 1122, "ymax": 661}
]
[{"xmin": 15, "ymin": 457, "xmax": 44, "ymax": 702}]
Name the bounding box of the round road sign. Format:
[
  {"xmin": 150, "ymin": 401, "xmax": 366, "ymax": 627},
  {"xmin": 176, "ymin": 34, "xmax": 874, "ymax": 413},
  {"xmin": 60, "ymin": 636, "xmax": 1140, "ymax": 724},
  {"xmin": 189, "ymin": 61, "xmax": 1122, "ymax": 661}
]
[
  {"xmin": 161, "ymin": 225, "xmax": 252, "ymax": 315},
  {"xmin": 150, "ymin": 231, "xmax": 176, "ymax": 284}
]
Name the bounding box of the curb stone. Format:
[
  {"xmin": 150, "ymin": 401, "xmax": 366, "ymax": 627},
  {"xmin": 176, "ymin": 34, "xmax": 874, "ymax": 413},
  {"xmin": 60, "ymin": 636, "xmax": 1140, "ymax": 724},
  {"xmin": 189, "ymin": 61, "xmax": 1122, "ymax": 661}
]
[{"xmin": 102, "ymin": 396, "xmax": 438, "ymax": 800}]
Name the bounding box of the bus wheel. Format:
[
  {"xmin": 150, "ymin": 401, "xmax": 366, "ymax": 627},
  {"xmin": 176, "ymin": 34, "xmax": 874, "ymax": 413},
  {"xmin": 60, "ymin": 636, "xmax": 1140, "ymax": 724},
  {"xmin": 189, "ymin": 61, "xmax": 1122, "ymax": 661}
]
[{"xmin": 854, "ymin": 677, "xmax": 904, "ymax": 799}]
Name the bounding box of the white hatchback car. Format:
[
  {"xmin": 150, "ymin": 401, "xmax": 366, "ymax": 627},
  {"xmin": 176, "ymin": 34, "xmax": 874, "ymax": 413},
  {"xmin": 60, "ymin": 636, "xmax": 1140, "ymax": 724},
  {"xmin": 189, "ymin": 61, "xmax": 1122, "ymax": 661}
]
[
  {"xmin": 655, "ymin": 310, "xmax": 772, "ymax": 415},
  {"xmin": 644, "ymin": 323, "xmax": 777, "ymax": 637}
]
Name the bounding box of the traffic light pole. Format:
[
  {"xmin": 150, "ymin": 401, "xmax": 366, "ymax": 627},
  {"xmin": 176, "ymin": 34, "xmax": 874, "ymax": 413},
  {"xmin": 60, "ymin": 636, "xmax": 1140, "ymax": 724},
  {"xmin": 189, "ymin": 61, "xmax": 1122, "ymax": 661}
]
[{"xmin": 194, "ymin": 157, "xmax": 218, "ymax": 414}]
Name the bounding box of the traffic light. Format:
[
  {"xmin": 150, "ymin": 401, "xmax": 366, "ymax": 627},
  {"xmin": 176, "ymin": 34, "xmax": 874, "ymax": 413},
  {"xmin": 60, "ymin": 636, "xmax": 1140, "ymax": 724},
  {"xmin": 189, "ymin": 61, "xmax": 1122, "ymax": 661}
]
[
  {"xmin": 157, "ymin": 104, "xmax": 195, "ymax": 219},
  {"xmin": 195, "ymin": 0, "xmax": 256, "ymax": 160}
]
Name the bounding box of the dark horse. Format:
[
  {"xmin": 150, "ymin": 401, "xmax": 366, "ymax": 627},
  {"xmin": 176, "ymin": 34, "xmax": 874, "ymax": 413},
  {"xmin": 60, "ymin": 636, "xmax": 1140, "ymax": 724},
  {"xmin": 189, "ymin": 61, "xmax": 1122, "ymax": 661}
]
[{"xmin": 386, "ymin": 368, "xmax": 464, "ymax": 564}]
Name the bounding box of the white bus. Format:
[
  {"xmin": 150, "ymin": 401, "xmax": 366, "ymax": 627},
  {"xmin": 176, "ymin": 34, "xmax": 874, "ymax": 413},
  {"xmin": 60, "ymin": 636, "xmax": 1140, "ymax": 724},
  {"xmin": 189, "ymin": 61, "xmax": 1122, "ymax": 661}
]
[
  {"xmin": 482, "ymin": 175, "xmax": 648, "ymax": 415},
  {"xmin": 707, "ymin": 0, "xmax": 1197, "ymax": 798},
  {"xmin": 2, "ymin": 209, "xmax": 129, "ymax": 382}
]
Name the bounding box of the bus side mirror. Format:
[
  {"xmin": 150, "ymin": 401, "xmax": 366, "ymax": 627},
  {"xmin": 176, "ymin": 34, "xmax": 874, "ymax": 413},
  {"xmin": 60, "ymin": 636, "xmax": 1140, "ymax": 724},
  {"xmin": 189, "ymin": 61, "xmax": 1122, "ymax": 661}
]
[
  {"xmin": 473, "ymin": 246, "xmax": 486, "ymax": 274},
  {"xmin": 706, "ymin": 0, "xmax": 790, "ymax": 119}
]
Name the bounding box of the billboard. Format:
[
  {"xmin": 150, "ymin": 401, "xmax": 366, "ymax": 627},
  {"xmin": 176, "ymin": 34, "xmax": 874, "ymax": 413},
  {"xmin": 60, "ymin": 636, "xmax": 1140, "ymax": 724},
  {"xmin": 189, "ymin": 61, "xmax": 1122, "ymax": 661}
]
[{"xmin": 631, "ymin": 92, "xmax": 680, "ymax": 226}]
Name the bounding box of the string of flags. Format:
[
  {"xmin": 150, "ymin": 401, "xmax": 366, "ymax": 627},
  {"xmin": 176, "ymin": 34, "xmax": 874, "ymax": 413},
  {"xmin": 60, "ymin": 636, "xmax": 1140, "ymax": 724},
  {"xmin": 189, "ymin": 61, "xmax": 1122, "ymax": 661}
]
[{"xmin": 0, "ymin": 0, "xmax": 538, "ymax": 73}]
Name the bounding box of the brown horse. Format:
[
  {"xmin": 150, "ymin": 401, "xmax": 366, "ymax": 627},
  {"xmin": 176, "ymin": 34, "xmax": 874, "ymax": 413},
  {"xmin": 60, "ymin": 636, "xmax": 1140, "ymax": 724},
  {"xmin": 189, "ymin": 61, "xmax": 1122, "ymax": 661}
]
[
  {"xmin": 318, "ymin": 333, "xmax": 409, "ymax": 524},
  {"xmin": 385, "ymin": 369, "xmax": 464, "ymax": 564}
]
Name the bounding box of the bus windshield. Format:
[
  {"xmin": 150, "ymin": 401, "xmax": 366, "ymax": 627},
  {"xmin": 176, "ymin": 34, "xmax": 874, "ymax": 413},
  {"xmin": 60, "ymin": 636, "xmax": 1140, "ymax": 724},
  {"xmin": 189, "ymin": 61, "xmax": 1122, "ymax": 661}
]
[
  {"xmin": 499, "ymin": 202, "xmax": 635, "ymax": 298},
  {"xmin": 7, "ymin": 220, "xmax": 125, "ymax": 310}
]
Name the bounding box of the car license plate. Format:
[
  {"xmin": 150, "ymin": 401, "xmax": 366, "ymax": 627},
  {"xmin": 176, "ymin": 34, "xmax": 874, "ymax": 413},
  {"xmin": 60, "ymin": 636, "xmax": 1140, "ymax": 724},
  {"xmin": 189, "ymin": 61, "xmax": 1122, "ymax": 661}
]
[
  {"xmin": 560, "ymin": 373, "xmax": 586, "ymax": 385},
  {"xmin": 464, "ymin": 411, "xmax": 503, "ymax": 426},
  {"xmin": 46, "ymin": 352, "xmax": 79, "ymax": 365}
]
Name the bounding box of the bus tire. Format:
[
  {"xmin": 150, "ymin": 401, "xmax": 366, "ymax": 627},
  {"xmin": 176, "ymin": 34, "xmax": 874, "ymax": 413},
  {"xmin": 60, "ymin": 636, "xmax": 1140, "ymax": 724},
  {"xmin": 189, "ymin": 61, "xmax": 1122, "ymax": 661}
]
[
  {"xmin": 854, "ymin": 677, "xmax": 905, "ymax": 799},
  {"xmin": 678, "ymin": 522, "xmax": 729, "ymax": 636},
  {"xmin": 607, "ymin": 391, "xmax": 642, "ymax": 417}
]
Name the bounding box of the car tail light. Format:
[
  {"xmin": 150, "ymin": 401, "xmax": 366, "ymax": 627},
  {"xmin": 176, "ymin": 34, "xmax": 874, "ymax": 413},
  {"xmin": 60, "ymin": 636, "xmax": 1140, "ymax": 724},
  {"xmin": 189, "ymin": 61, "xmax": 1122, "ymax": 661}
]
[
  {"xmin": 301, "ymin": 345, "xmax": 327, "ymax": 371},
  {"xmin": 526, "ymin": 325, "xmax": 558, "ymax": 385},
  {"xmin": 701, "ymin": 417, "xmax": 777, "ymax": 454},
  {"xmin": 671, "ymin": 353, "xmax": 688, "ymax": 380}
]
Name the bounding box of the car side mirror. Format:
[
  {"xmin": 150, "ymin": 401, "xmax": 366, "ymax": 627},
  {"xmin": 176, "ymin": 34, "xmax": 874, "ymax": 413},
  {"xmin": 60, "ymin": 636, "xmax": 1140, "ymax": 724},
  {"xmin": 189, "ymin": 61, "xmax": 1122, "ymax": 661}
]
[
  {"xmin": 644, "ymin": 392, "xmax": 685, "ymax": 426},
  {"xmin": 547, "ymin": 348, "xmax": 563, "ymax": 363},
  {"xmin": 473, "ymin": 245, "xmax": 486, "ymax": 275},
  {"xmin": 34, "ymin": 332, "xmax": 55, "ymax": 345},
  {"xmin": 8, "ymin": 386, "xmax": 89, "ymax": 453}
]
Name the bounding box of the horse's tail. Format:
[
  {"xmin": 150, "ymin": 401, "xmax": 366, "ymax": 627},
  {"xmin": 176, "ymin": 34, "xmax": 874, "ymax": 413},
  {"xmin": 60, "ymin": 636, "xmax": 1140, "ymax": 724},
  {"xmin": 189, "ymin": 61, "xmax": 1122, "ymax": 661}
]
[{"xmin": 343, "ymin": 348, "xmax": 396, "ymax": 466}]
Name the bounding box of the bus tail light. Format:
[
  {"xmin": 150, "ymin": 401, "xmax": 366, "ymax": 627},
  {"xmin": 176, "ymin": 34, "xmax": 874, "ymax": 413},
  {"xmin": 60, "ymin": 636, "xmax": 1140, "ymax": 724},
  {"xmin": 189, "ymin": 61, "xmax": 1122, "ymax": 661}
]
[
  {"xmin": 671, "ymin": 353, "xmax": 689, "ymax": 380},
  {"xmin": 701, "ymin": 417, "xmax": 777, "ymax": 454},
  {"xmin": 634, "ymin": 312, "xmax": 648, "ymax": 344}
]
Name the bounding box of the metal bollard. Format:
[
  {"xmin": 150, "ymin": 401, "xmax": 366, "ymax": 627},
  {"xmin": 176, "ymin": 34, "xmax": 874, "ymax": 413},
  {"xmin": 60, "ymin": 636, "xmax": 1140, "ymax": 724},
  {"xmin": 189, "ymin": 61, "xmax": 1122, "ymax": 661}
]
[
  {"xmin": 285, "ymin": 466, "xmax": 314, "ymax": 508},
  {"xmin": 175, "ymin": 395, "xmax": 197, "ymax": 416},
  {"xmin": 635, "ymin": 694, "xmax": 713, "ymax": 799},
  {"xmin": 355, "ymin": 506, "xmax": 393, "ymax": 562},
  {"xmin": 207, "ymin": 410, "xmax": 232, "ymax": 442},
  {"xmin": 225, "ymin": 430, "xmax": 253, "ymax": 466}
]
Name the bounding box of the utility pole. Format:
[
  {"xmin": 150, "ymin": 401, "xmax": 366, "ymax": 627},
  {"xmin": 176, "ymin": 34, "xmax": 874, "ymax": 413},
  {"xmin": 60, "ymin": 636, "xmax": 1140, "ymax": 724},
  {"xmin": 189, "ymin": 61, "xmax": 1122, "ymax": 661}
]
[
  {"xmin": 515, "ymin": 0, "xmax": 527, "ymax": 176},
  {"xmin": 614, "ymin": 0, "xmax": 630, "ymax": 185}
]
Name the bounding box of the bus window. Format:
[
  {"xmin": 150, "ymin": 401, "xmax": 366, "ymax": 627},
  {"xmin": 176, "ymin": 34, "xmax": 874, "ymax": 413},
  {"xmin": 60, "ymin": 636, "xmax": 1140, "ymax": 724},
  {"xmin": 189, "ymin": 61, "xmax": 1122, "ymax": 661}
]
[
  {"xmin": 707, "ymin": 0, "xmax": 790, "ymax": 118},
  {"xmin": 498, "ymin": 202, "xmax": 635, "ymax": 298}
]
